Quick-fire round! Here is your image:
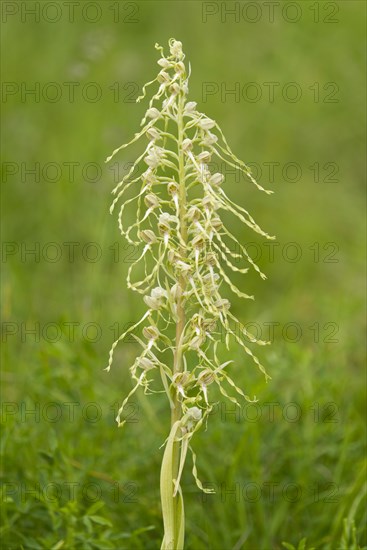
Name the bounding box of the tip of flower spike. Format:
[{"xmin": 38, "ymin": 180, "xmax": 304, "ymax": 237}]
[{"xmin": 104, "ymin": 366, "xmax": 110, "ymax": 372}]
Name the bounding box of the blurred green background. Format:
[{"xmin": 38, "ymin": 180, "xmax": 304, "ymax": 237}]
[{"xmin": 1, "ymin": 1, "xmax": 366, "ymax": 549}]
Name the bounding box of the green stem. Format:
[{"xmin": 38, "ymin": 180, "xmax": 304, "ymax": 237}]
[
  {"xmin": 161, "ymin": 81, "xmax": 187, "ymax": 549},
  {"xmin": 173, "ymin": 82, "xmax": 187, "ymax": 547}
]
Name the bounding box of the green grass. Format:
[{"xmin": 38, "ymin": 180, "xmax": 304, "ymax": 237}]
[{"xmin": 1, "ymin": 1, "xmax": 366, "ymax": 548}]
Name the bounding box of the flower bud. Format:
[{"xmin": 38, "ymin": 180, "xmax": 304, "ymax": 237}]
[
  {"xmin": 144, "ymin": 194, "xmax": 160, "ymax": 209},
  {"xmin": 142, "ymin": 169, "xmax": 154, "ymax": 183},
  {"xmin": 184, "ymin": 101, "xmax": 197, "ymax": 114},
  {"xmin": 197, "ymin": 151, "xmax": 211, "ymax": 163},
  {"xmin": 202, "ymin": 196, "xmax": 220, "ymax": 211},
  {"xmin": 151, "ymin": 287, "xmax": 168, "ymax": 299},
  {"xmin": 137, "ymin": 357, "xmax": 155, "ymax": 371},
  {"xmin": 214, "ymin": 298, "xmax": 231, "ymax": 311},
  {"xmin": 144, "ymin": 287, "xmax": 167, "ymax": 310},
  {"xmin": 146, "ymin": 127, "xmax": 161, "ymax": 141},
  {"xmin": 204, "ymin": 276, "xmax": 219, "ymax": 295},
  {"xmin": 170, "ymin": 82, "xmax": 181, "ymax": 95},
  {"xmin": 142, "ymin": 325, "xmax": 160, "ymax": 340},
  {"xmin": 157, "ymin": 58, "xmax": 171, "ymax": 68},
  {"xmin": 158, "ymin": 213, "xmax": 173, "ymax": 234},
  {"xmin": 209, "ymin": 172, "xmax": 224, "ymax": 186},
  {"xmin": 198, "ymin": 369, "xmax": 215, "ymax": 386},
  {"xmin": 189, "ymin": 334, "xmax": 205, "ymax": 350},
  {"xmin": 186, "ymin": 206, "xmax": 201, "ymax": 221},
  {"xmin": 162, "ymin": 98, "xmax": 172, "ymax": 110},
  {"xmin": 174, "ymin": 61, "xmax": 186, "ymax": 74},
  {"xmin": 185, "ymin": 406, "xmax": 202, "ymax": 422},
  {"xmin": 168, "ymin": 181, "xmax": 179, "ymax": 195},
  {"xmin": 211, "ymin": 217, "xmax": 223, "ymax": 230},
  {"xmin": 202, "ymin": 318, "xmax": 217, "ymax": 332},
  {"xmin": 169, "ymin": 39, "xmax": 183, "ymax": 58},
  {"xmin": 173, "ymin": 371, "xmax": 192, "ymax": 398},
  {"xmin": 173, "ymin": 371, "xmax": 191, "ymax": 387},
  {"xmin": 140, "ymin": 229, "xmax": 157, "ymax": 244},
  {"xmin": 146, "ymin": 107, "xmax": 160, "ymax": 119},
  {"xmin": 182, "ymin": 138, "xmax": 193, "ymax": 151},
  {"xmin": 143, "ymin": 295, "xmax": 161, "ymax": 310},
  {"xmin": 205, "ymin": 252, "xmax": 217, "ymax": 266},
  {"xmin": 200, "ymin": 132, "xmax": 218, "ymax": 146},
  {"xmin": 192, "ymin": 234, "xmax": 205, "ymax": 249},
  {"xmin": 144, "ymin": 155, "xmax": 158, "ymax": 169},
  {"xmin": 157, "ymin": 70, "xmax": 171, "ymax": 84},
  {"xmin": 144, "ymin": 146, "xmax": 165, "ymax": 168},
  {"xmin": 199, "ymin": 117, "xmax": 215, "ymax": 130}
]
